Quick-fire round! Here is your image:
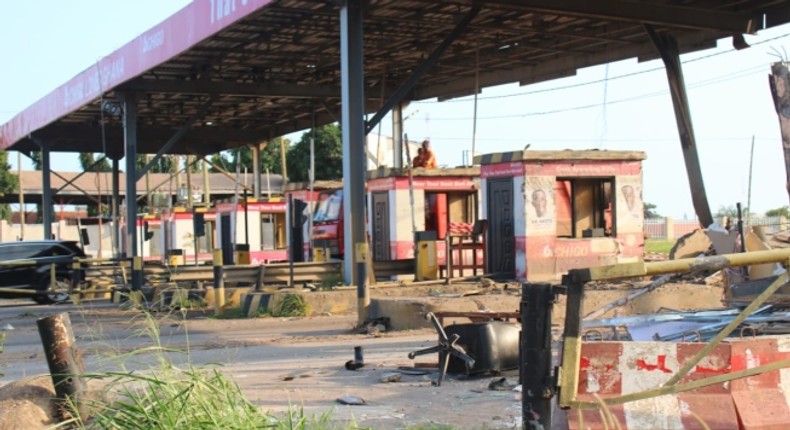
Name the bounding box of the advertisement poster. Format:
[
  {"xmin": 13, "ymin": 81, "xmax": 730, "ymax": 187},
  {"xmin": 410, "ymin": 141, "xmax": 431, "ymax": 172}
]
[
  {"xmin": 616, "ymin": 176, "xmax": 643, "ymax": 233},
  {"xmin": 524, "ymin": 176, "xmax": 556, "ymax": 236}
]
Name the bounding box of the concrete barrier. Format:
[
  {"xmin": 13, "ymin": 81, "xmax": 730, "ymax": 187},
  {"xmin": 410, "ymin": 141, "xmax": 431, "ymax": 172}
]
[{"xmin": 567, "ymin": 337, "xmax": 790, "ymax": 430}]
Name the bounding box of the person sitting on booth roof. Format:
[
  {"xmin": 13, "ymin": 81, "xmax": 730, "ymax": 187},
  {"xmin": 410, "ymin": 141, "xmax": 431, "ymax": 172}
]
[
  {"xmin": 420, "ymin": 139, "xmax": 436, "ymax": 168},
  {"xmin": 412, "ymin": 147, "xmax": 425, "ymax": 168}
]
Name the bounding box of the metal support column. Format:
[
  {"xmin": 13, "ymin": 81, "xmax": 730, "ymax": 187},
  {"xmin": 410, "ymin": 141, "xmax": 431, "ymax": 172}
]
[
  {"xmin": 121, "ymin": 93, "xmax": 142, "ymax": 290},
  {"xmin": 521, "ymin": 283, "xmax": 555, "ymax": 430},
  {"xmin": 41, "ymin": 143, "xmax": 53, "ymax": 239},
  {"xmin": 340, "ymin": 0, "xmax": 367, "ymax": 288},
  {"xmin": 769, "ymin": 62, "xmax": 790, "ymax": 204},
  {"xmin": 646, "ymin": 26, "xmax": 713, "ymax": 227},
  {"xmin": 392, "ymin": 102, "xmax": 406, "ymax": 168},
  {"xmin": 251, "ymin": 143, "xmax": 261, "ymax": 199},
  {"xmin": 111, "ymin": 156, "xmax": 121, "ymax": 258}
]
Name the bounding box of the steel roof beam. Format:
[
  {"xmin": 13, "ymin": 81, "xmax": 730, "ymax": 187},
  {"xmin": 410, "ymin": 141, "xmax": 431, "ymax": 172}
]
[
  {"xmin": 29, "ymin": 124, "xmax": 270, "ymax": 146},
  {"xmin": 122, "ymin": 79, "xmax": 340, "ymax": 99},
  {"xmin": 485, "ymin": 0, "xmax": 760, "ymax": 34},
  {"xmin": 365, "ymin": 4, "xmax": 481, "ymax": 134},
  {"xmin": 137, "ymin": 98, "xmax": 214, "ymax": 180}
]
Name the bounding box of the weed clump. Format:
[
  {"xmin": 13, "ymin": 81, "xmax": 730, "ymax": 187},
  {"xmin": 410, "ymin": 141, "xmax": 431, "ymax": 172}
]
[
  {"xmin": 85, "ymin": 366, "xmax": 272, "ymax": 429},
  {"xmin": 74, "ymin": 311, "xmax": 343, "ymax": 429},
  {"xmin": 274, "ymin": 294, "xmax": 307, "ymax": 317}
]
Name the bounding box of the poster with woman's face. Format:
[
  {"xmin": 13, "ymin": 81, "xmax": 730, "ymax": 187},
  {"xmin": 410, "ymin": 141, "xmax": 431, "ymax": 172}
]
[
  {"xmin": 616, "ymin": 176, "xmax": 643, "ymax": 233},
  {"xmin": 524, "ymin": 176, "xmax": 556, "ymax": 236}
]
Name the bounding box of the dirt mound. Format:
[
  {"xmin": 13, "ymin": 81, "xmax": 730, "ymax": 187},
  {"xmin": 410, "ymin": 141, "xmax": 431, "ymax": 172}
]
[{"xmin": 0, "ymin": 376, "xmax": 57, "ymax": 430}]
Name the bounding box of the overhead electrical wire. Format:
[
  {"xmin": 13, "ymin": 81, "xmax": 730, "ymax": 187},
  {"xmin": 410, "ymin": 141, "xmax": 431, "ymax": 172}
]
[
  {"xmin": 420, "ymin": 63, "xmax": 770, "ymax": 121},
  {"xmin": 415, "ymin": 31, "xmax": 790, "ymax": 104}
]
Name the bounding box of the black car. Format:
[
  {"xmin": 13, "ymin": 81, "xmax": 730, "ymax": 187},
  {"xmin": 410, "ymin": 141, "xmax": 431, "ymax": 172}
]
[{"xmin": 0, "ymin": 240, "xmax": 87, "ymax": 304}]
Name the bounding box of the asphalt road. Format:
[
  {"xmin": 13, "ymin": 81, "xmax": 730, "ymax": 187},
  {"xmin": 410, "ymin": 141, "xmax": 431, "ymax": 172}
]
[{"xmin": 0, "ymin": 299, "xmax": 534, "ymax": 429}]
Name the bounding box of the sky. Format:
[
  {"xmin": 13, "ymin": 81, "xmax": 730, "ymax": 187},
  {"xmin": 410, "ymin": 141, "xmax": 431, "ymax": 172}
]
[{"xmin": 1, "ymin": 1, "xmax": 789, "ymax": 220}]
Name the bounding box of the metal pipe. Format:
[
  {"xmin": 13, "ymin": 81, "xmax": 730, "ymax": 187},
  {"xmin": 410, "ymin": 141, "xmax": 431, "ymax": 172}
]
[
  {"xmin": 122, "ymin": 92, "xmax": 141, "ymax": 290},
  {"xmin": 471, "ymin": 47, "xmax": 479, "ymax": 167},
  {"xmin": 340, "ymin": 0, "xmax": 367, "ymax": 286},
  {"xmin": 186, "ymin": 155, "xmax": 193, "ymax": 209},
  {"xmin": 289, "ymin": 193, "xmax": 295, "ymax": 287},
  {"xmin": 243, "ymin": 188, "xmax": 249, "ymax": 245},
  {"xmin": 356, "ymin": 261, "xmax": 369, "ymax": 326},
  {"xmin": 213, "ymin": 248, "xmax": 225, "ymax": 317},
  {"xmin": 202, "ymin": 158, "xmax": 211, "ymax": 204},
  {"xmin": 392, "ymin": 102, "xmax": 405, "ymax": 169},
  {"xmin": 41, "ymin": 143, "xmax": 53, "ymax": 239},
  {"xmin": 18, "ymin": 150, "xmax": 24, "ymax": 240},
  {"xmin": 521, "ymin": 283, "xmax": 554, "ymax": 430},
  {"xmin": 309, "ymin": 133, "xmax": 315, "ymax": 259},
  {"xmin": 577, "ymin": 248, "xmax": 790, "ymax": 282},
  {"xmin": 252, "ymin": 144, "xmax": 261, "ymax": 199},
  {"xmin": 646, "ymin": 26, "xmax": 713, "ymax": 227},
  {"xmin": 112, "ymin": 157, "xmax": 120, "ymax": 258}
]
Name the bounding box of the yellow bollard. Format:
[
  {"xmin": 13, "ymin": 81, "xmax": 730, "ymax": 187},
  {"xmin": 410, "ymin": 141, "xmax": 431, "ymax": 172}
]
[{"xmin": 213, "ymin": 249, "xmax": 225, "ymax": 317}]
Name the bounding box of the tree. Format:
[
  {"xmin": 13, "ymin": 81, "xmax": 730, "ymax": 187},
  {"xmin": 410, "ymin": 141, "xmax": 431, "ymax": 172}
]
[
  {"xmin": 0, "ymin": 150, "xmax": 18, "ymax": 221},
  {"xmin": 135, "ymin": 154, "xmax": 176, "ymax": 174},
  {"xmin": 286, "ymin": 125, "xmax": 342, "ymax": 182},
  {"xmin": 78, "ymin": 153, "xmax": 111, "ymax": 173},
  {"xmin": 28, "ymin": 151, "xmax": 43, "ymax": 222},
  {"xmin": 643, "ymin": 202, "xmax": 661, "ymax": 219},
  {"xmin": 714, "ymin": 204, "xmax": 750, "ymax": 219},
  {"xmin": 78, "ymin": 153, "xmax": 113, "ymax": 216},
  {"xmin": 29, "ymin": 151, "xmax": 42, "ymax": 170},
  {"xmin": 220, "ymin": 138, "xmax": 287, "ymax": 175},
  {"xmin": 765, "ymin": 206, "xmax": 790, "ymax": 218},
  {"xmin": 207, "ymin": 152, "xmax": 232, "ymax": 173}
]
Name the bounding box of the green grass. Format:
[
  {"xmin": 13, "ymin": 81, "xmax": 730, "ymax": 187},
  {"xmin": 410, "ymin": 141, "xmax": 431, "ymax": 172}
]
[
  {"xmin": 213, "ymin": 307, "xmax": 270, "ymax": 320},
  {"xmin": 644, "ymin": 239, "xmax": 675, "ymax": 254}
]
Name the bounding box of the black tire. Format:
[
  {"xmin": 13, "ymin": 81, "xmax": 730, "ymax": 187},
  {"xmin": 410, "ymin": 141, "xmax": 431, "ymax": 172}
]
[{"xmin": 33, "ymin": 276, "xmax": 71, "ymax": 305}]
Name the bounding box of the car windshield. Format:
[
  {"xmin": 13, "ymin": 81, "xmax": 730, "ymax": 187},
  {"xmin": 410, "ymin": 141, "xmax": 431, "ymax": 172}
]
[
  {"xmin": 0, "ymin": 243, "xmax": 55, "ymax": 260},
  {"xmin": 0, "ymin": 242, "xmax": 84, "ymax": 261},
  {"xmin": 313, "ymin": 190, "xmax": 342, "ymax": 222}
]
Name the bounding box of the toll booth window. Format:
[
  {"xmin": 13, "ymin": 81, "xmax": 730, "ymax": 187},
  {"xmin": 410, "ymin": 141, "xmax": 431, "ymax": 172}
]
[
  {"xmin": 448, "ymin": 192, "xmax": 476, "ymax": 224},
  {"xmin": 556, "ymin": 178, "xmax": 613, "ymax": 238},
  {"xmin": 425, "ymin": 192, "xmax": 477, "ymax": 240},
  {"xmin": 147, "ymin": 225, "xmax": 163, "ymax": 257},
  {"xmin": 424, "ymin": 193, "xmax": 440, "ymax": 235},
  {"xmin": 314, "ymin": 190, "xmax": 342, "ymax": 222},
  {"xmin": 196, "ymin": 221, "xmax": 213, "ymax": 254},
  {"xmin": 261, "ymin": 213, "xmax": 287, "ymax": 249}
]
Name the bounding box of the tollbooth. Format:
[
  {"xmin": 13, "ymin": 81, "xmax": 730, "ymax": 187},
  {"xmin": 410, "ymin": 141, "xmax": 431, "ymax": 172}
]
[
  {"xmin": 214, "ymin": 198, "xmax": 288, "ymax": 265},
  {"xmin": 366, "ymin": 166, "xmax": 481, "ymax": 267},
  {"xmin": 478, "ymin": 150, "xmax": 646, "ymax": 281},
  {"xmin": 285, "ymin": 180, "xmax": 344, "ymax": 261}
]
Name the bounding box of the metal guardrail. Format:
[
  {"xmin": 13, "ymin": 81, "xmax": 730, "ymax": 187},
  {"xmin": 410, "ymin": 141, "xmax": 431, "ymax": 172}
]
[
  {"xmin": 167, "ymin": 261, "xmax": 343, "ymax": 285},
  {"xmin": 372, "ymin": 259, "xmax": 415, "ymax": 278}
]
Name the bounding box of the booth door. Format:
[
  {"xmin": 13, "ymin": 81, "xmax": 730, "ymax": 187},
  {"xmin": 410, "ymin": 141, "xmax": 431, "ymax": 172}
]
[
  {"xmin": 486, "ymin": 178, "xmax": 515, "ymax": 277},
  {"xmin": 371, "ymin": 192, "xmax": 390, "ymax": 261}
]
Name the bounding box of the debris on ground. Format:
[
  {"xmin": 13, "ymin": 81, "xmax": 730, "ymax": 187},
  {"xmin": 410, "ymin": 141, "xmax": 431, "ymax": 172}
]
[
  {"xmin": 487, "ymin": 377, "xmax": 517, "ymax": 391},
  {"xmin": 357, "ymin": 317, "xmax": 390, "ymax": 335},
  {"xmin": 380, "ymin": 372, "xmax": 402, "ymax": 383},
  {"xmin": 336, "ymin": 395, "xmax": 366, "ymax": 406},
  {"xmin": 584, "ymin": 304, "xmax": 790, "ymax": 341}
]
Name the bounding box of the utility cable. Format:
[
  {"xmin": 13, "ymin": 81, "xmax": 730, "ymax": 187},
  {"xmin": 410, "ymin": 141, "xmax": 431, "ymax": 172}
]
[{"xmin": 416, "ymin": 31, "xmax": 790, "ymax": 104}]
